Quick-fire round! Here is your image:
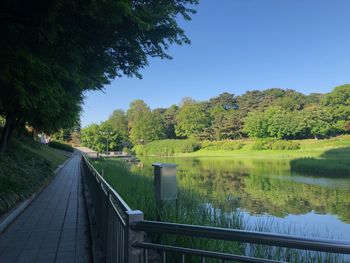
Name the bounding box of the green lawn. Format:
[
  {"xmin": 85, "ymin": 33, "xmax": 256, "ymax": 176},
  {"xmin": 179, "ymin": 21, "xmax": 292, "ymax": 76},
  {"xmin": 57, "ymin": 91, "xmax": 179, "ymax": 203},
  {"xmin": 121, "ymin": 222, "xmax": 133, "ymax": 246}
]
[
  {"xmin": 22, "ymin": 142, "xmax": 70, "ymax": 168},
  {"xmin": 0, "ymin": 138, "xmax": 69, "ymax": 215},
  {"xmin": 177, "ymin": 135, "xmax": 350, "ymax": 159}
]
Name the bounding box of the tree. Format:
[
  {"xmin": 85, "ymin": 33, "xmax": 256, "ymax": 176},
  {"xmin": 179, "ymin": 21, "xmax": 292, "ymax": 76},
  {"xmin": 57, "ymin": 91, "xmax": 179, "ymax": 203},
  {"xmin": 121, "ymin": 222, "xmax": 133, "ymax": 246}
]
[
  {"xmin": 209, "ymin": 92, "xmax": 237, "ymax": 110},
  {"xmin": 244, "ymin": 107, "xmax": 304, "ymax": 139},
  {"xmin": 302, "ymin": 107, "xmax": 334, "ymax": 139},
  {"xmin": 163, "ymin": 105, "xmax": 179, "ymax": 139},
  {"xmin": 324, "ymin": 85, "xmax": 350, "ymax": 134},
  {"xmin": 129, "ymin": 111, "xmax": 166, "ymax": 144},
  {"xmin": 108, "ymin": 109, "xmax": 128, "ymax": 142},
  {"xmin": 243, "ymin": 111, "xmax": 270, "ymax": 138},
  {"xmin": 346, "ymin": 122, "xmax": 350, "ymax": 132},
  {"xmin": 0, "ymin": 0, "xmax": 198, "ymax": 153},
  {"xmin": 126, "ymin": 100, "xmax": 151, "ymax": 130},
  {"xmin": 175, "ymin": 103, "xmax": 211, "ymax": 139},
  {"xmin": 214, "ymin": 111, "xmax": 244, "ymax": 140},
  {"xmin": 81, "ymin": 122, "xmax": 122, "ymax": 152}
]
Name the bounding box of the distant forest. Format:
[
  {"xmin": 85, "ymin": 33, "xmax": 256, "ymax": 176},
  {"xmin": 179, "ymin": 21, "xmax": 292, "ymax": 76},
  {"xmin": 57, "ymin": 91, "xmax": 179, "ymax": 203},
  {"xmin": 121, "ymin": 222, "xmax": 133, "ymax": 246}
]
[{"xmin": 80, "ymin": 85, "xmax": 350, "ymax": 151}]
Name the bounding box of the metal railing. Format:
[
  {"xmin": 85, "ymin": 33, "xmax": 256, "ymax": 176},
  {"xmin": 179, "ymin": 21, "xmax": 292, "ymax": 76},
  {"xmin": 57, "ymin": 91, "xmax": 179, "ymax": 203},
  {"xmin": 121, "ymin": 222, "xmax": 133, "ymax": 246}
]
[
  {"xmin": 81, "ymin": 155, "xmax": 350, "ymax": 263},
  {"xmin": 132, "ymin": 221, "xmax": 350, "ymax": 262},
  {"xmin": 81, "ymin": 155, "xmax": 143, "ymax": 262}
]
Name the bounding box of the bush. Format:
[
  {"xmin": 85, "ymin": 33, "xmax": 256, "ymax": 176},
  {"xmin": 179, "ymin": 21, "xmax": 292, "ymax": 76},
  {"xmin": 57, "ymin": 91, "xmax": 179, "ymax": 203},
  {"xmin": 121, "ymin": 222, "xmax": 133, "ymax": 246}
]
[
  {"xmin": 201, "ymin": 140, "xmax": 244, "ymax": 151},
  {"xmin": 133, "ymin": 139, "xmax": 201, "ymax": 156},
  {"xmin": 122, "ymin": 147, "xmax": 132, "ymax": 155},
  {"xmin": 48, "ymin": 140, "xmax": 74, "ymax": 152},
  {"xmin": 252, "ymin": 139, "xmax": 300, "ymax": 150},
  {"xmin": 132, "ymin": 145, "xmax": 145, "ymax": 156}
]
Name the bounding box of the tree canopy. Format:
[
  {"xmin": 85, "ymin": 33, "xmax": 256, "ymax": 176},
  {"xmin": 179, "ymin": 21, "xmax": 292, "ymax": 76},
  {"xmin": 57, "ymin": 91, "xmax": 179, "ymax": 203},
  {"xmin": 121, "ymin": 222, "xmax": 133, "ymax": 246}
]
[
  {"xmin": 81, "ymin": 85, "xmax": 350, "ymax": 152},
  {"xmin": 0, "ymin": 0, "xmax": 198, "ymax": 152}
]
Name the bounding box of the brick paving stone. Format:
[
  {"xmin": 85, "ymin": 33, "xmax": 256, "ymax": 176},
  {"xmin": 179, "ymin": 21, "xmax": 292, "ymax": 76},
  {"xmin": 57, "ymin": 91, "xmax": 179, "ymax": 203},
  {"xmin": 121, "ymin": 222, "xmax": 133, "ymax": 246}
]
[{"xmin": 0, "ymin": 153, "xmax": 92, "ymax": 263}]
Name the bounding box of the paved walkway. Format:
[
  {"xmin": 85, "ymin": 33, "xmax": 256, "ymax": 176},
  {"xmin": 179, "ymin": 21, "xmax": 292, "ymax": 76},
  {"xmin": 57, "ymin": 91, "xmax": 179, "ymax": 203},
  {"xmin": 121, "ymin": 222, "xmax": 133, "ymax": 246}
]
[{"xmin": 0, "ymin": 153, "xmax": 92, "ymax": 263}]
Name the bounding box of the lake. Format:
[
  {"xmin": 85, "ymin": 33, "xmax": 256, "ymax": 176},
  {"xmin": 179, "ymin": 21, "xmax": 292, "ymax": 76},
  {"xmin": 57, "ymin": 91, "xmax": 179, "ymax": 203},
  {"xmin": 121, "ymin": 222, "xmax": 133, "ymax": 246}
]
[{"xmin": 130, "ymin": 156, "xmax": 350, "ymax": 241}]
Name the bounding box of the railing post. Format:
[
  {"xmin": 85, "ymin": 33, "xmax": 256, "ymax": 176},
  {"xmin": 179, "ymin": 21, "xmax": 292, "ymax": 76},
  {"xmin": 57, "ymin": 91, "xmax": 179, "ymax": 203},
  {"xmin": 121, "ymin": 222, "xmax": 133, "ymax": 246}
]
[{"xmin": 126, "ymin": 210, "xmax": 144, "ymax": 263}]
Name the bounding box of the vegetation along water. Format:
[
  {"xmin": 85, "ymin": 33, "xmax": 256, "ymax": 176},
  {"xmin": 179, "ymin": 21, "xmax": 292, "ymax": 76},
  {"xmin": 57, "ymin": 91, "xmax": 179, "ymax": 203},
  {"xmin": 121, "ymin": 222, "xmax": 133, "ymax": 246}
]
[{"xmin": 92, "ymin": 141, "xmax": 350, "ymax": 262}]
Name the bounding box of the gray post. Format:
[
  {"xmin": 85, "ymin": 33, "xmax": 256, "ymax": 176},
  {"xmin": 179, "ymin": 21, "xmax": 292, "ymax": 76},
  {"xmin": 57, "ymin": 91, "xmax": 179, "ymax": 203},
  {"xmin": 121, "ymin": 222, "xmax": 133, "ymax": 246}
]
[
  {"xmin": 127, "ymin": 210, "xmax": 144, "ymax": 263},
  {"xmin": 152, "ymin": 163, "xmax": 177, "ymax": 206}
]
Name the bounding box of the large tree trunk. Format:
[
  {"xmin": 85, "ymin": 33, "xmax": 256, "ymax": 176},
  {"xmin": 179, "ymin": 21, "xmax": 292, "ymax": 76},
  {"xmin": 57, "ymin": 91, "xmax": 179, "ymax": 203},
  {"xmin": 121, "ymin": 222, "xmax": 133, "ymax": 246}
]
[{"xmin": 0, "ymin": 112, "xmax": 16, "ymax": 154}]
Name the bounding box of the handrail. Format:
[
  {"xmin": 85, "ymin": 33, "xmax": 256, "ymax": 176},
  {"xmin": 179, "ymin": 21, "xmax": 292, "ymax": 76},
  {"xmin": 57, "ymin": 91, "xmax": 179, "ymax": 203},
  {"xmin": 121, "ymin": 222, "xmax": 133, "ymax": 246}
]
[
  {"xmin": 131, "ymin": 220, "xmax": 350, "ymax": 254},
  {"xmin": 134, "ymin": 242, "xmax": 284, "ymax": 263},
  {"xmin": 82, "ymin": 154, "xmax": 132, "ymax": 212}
]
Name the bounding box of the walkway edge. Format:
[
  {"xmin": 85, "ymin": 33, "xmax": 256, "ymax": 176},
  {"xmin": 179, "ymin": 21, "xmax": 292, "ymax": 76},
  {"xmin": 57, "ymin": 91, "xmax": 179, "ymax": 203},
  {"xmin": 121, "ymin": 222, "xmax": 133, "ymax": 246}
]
[{"xmin": 0, "ymin": 156, "xmax": 72, "ymax": 234}]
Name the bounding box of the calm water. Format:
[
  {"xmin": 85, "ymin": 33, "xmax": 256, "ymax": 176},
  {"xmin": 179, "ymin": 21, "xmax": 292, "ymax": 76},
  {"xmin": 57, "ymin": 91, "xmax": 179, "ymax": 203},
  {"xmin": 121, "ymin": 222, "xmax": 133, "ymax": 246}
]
[{"xmin": 131, "ymin": 157, "xmax": 350, "ymax": 240}]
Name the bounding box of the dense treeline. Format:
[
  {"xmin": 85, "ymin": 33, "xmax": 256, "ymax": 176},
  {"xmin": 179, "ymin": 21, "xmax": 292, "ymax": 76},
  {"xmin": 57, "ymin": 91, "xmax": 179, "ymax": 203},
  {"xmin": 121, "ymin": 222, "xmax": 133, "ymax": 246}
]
[
  {"xmin": 81, "ymin": 85, "xmax": 350, "ymax": 152},
  {"xmin": 0, "ymin": 0, "xmax": 197, "ymax": 153}
]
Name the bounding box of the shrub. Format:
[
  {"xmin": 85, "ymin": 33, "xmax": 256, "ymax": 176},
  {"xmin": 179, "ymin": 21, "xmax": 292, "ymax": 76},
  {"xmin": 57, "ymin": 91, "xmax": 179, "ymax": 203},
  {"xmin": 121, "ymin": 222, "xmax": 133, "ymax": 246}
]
[
  {"xmin": 201, "ymin": 140, "xmax": 244, "ymax": 151},
  {"xmin": 48, "ymin": 140, "xmax": 74, "ymax": 152},
  {"xmin": 252, "ymin": 139, "xmax": 300, "ymax": 150},
  {"xmin": 133, "ymin": 139, "xmax": 201, "ymax": 156},
  {"xmin": 133, "ymin": 145, "xmax": 146, "ymax": 156},
  {"xmin": 122, "ymin": 147, "xmax": 132, "ymax": 155}
]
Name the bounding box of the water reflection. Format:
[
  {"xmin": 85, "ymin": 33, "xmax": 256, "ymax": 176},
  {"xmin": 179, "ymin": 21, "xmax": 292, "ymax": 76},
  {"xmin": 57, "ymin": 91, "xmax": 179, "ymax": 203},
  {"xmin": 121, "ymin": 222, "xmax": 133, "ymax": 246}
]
[{"xmin": 131, "ymin": 157, "xmax": 350, "ymax": 239}]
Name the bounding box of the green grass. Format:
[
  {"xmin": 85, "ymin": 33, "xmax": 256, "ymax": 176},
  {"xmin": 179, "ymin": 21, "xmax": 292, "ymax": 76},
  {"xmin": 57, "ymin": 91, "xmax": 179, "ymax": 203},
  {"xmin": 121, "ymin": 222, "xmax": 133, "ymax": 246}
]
[
  {"xmin": 23, "ymin": 141, "xmax": 70, "ymax": 167},
  {"xmin": 134, "ymin": 136, "xmax": 350, "ymax": 159},
  {"xmin": 0, "ymin": 138, "xmax": 69, "ymax": 215},
  {"xmin": 179, "ymin": 135, "xmax": 350, "ymax": 159},
  {"xmin": 48, "ymin": 140, "xmax": 74, "ymax": 153}
]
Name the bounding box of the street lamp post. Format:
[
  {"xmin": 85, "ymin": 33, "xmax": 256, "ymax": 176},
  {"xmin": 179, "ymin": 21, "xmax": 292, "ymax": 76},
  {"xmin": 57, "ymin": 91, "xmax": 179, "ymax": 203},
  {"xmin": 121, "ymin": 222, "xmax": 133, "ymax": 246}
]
[{"xmin": 103, "ymin": 131, "xmax": 113, "ymax": 155}]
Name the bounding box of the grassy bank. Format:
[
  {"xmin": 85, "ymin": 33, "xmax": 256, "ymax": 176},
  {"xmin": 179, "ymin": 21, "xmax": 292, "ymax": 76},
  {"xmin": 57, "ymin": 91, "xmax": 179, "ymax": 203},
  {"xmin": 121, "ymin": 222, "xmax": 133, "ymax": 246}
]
[
  {"xmin": 0, "ymin": 138, "xmax": 69, "ymax": 215},
  {"xmin": 134, "ymin": 136, "xmax": 350, "ymax": 159},
  {"xmin": 133, "ymin": 136, "xmax": 350, "ymax": 177}
]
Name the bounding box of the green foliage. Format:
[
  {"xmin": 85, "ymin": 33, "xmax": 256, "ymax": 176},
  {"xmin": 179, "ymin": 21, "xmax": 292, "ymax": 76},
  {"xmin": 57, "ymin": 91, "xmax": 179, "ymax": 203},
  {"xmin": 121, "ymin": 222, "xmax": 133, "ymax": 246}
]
[
  {"xmin": 126, "ymin": 100, "xmax": 151, "ymax": 128},
  {"xmin": 129, "ymin": 110, "xmax": 166, "ymax": 145},
  {"xmin": 324, "ymin": 84, "xmax": 350, "ymax": 133},
  {"xmin": 0, "ymin": 0, "xmax": 197, "ymax": 152},
  {"xmin": 201, "ymin": 140, "xmax": 244, "ymax": 150},
  {"xmin": 125, "ymin": 100, "xmax": 166, "ymax": 145},
  {"xmin": 175, "ymin": 103, "xmax": 211, "ymax": 139},
  {"xmin": 252, "ymin": 139, "xmax": 300, "ymax": 150},
  {"xmin": 134, "ymin": 139, "xmax": 201, "ymax": 156},
  {"xmin": 122, "ymin": 147, "xmax": 132, "ymax": 155},
  {"xmin": 108, "ymin": 109, "xmax": 129, "ymax": 141},
  {"xmin": 301, "ymin": 106, "xmax": 334, "ymax": 138},
  {"xmin": 163, "ymin": 105, "xmax": 179, "ymax": 139},
  {"xmin": 243, "ymin": 111, "xmax": 270, "ymax": 138},
  {"xmin": 244, "ymin": 106, "xmax": 335, "ymax": 140},
  {"xmin": 81, "ymin": 122, "xmax": 123, "ymax": 152},
  {"xmin": 101, "ymin": 86, "xmax": 350, "ymax": 151},
  {"xmin": 48, "ymin": 140, "xmax": 74, "ymax": 152}
]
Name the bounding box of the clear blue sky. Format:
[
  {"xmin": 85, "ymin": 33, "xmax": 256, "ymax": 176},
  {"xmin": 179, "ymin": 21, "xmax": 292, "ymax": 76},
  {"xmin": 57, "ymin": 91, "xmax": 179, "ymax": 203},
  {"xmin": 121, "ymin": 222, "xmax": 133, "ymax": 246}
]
[{"xmin": 81, "ymin": 0, "xmax": 350, "ymax": 127}]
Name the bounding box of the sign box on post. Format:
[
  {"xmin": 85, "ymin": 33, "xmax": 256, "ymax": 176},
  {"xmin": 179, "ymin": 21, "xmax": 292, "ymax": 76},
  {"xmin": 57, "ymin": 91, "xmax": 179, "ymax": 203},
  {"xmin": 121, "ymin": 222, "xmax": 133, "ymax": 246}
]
[{"xmin": 152, "ymin": 163, "xmax": 177, "ymax": 205}]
